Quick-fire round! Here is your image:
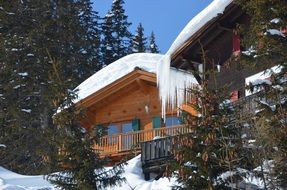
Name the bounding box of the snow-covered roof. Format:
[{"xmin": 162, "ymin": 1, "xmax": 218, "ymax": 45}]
[
  {"xmin": 76, "ymin": 0, "xmax": 233, "ymax": 118},
  {"xmin": 75, "ymin": 53, "xmax": 164, "ymax": 103},
  {"xmin": 157, "ymin": 0, "xmax": 233, "ymax": 119},
  {"xmin": 166, "ymin": 0, "xmax": 233, "ymax": 56}
]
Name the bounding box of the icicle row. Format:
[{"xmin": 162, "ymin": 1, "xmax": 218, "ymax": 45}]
[{"xmin": 157, "ymin": 54, "xmax": 198, "ymax": 121}]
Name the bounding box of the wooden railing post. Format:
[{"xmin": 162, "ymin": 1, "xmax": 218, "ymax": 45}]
[{"xmin": 118, "ymin": 134, "xmax": 122, "ymax": 152}]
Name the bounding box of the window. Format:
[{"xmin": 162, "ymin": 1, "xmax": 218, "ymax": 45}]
[
  {"xmin": 107, "ymin": 124, "xmax": 119, "ymax": 136},
  {"xmin": 165, "ymin": 116, "xmax": 182, "ymax": 127},
  {"xmin": 107, "ymin": 120, "xmax": 138, "ymax": 135},
  {"xmin": 122, "ymin": 122, "xmax": 133, "ymax": 134},
  {"xmin": 106, "ymin": 120, "xmax": 139, "ymax": 146},
  {"xmin": 107, "ymin": 124, "xmax": 119, "ymax": 144}
]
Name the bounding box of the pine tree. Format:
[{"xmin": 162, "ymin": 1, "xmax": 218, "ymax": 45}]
[
  {"xmin": 101, "ymin": 0, "xmax": 132, "ymax": 65},
  {"xmin": 0, "ymin": 0, "xmax": 102, "ymax": 174},
  {"xmin": 235, "ymin": 0, "xmax": 287, "ymax": 188},
  {"xmin": 75, "ymin": 0, "xmax": 102, "ymax": 80},
  {"xmin": 168, "ymin": 85, "xmax": 246, "ymax": 189},
  {"xmin": 131, "ymin": 23, "xmax": 147, "ymax": 53},
  {"xmin": 101, "ymin": 12, "xmax": 117, "ymax": 66},
  {"xmin": 148, "ymin": 31, "xmax": 160, "ymax": 53},
  {"xmin": 0, "ymin": 0, "xmax": 58, "ymax": 174},
  {"xmin": 46, "ymin": 60, "xmax": 125, "ymax": 190},
  {"xmin": 166, "ymin": 49, "xmax": 248, "ymax": 189}
]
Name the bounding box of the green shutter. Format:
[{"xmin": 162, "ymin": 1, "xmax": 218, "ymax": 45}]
[
  {"xmin": 152, "ymin": 116, "xmax": 162, "ymax": 129},
  {"xmin": 132, "ymin": 119, "xmax": 140, "ymax": 131}
]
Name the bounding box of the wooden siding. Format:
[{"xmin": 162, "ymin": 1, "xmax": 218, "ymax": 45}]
[
  {"xmin": 79, "ymin": 70, "xmax": 196, "ymax": 131},
  {"xmin": 88, "ymin": 82, "xmax": 164, "ymax": 129},
  {"xmin": 76, "ymin": 69, "xmax": 197, "ymax": 160}
]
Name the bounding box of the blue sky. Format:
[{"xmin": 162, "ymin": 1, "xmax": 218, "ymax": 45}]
[{"xmin": 92, "ymin": 0, "xmax": 212, "ymax": 53}]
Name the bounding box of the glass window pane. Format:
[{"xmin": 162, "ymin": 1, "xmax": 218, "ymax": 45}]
[
  {"xmin": 107, "ymin": 124, "xmax": 119, "ymax": 144},
  {"xmin": 122, "ymin": 122, "xmax": 133, "ymax": 134},
  {"xmin": 165, "ymin": 116, "xmax": 181, "ymax": 127},
  {"xmin": 107, "ymin": 124, "xmax": 119, "ymax": 135}
]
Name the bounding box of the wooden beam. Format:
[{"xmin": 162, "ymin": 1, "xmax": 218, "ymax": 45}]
[
  {"xmin": 187, "ymin": 29, "xmax": 223, "ymax": 56},
  {"xmin": 217, "ymin": 23, "xmax": 233, "ymax": 32}
]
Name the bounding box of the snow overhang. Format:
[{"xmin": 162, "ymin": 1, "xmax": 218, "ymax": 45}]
[
  {"xmin": 74, "ymin": 53, "xmax": 164, "ymax": 104},
  {"xmin": 167, "ymin": 0, "xmax": 233, "ymax": 58},
  {"xmin": 157, "ymin": 0, "xmax": 233, "ymax": 119}
]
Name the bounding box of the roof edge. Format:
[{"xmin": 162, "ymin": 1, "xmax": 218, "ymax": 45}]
[{"xmin": 76, "ymin": 69, "xmax": 156, "ymax": 108}]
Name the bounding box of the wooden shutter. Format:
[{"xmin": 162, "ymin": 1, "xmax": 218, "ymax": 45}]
[
  {"xmin": 232, "ymin": 31, "xmax": 241, "ymax": 56},
  {"xmin": 230, "ymin": 90, "xmax": 239, "ymax": 102},
  {"xmin": 152, "ymin": 116, "xmax": 162, "ymax": 129},
  {"xmin": 132, "ymin": 119, "xmax": 140, "ymax": 131}
]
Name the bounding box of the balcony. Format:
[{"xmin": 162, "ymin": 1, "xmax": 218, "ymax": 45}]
[{"xmin": 95, "ymin": 125, "xmax": 190, "ymax": 156}]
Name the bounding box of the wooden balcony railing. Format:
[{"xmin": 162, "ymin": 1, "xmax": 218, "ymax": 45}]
[
  {"xmin": 233, "ymin": 93, "xmax": 261, "ymax": 118},
  {"xmin": 95, "ymin": 125, "xmax": 190, "ymax": 155}
]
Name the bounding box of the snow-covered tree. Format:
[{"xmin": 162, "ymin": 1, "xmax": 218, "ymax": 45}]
[
  {"xmin": 168, "ymin": 83, "xmax": 246, "ymax": 189},
  {"xmin": 101, "ymin": 12, "xmax": 117, "ymax": 66},
  {"xmin": 131, "ymin": 23, "xmax": 147, "ymax": 53},
  {"xmin": 0, "ymin": 0, "xmax": 102, "ymax": 174},
  {"xmin": 166, "ymin": 44, "xmax": 249, "ymax": 189},
  {"xmin": 148, "ymin": 31, "xmax": 160, "ymax": 53},
  {"xmin": 46, "ymin": 68, "xmax": 125, "ymax": 189},
  {"xmin": 0, "ymin": 0, "xmax": 58, "ymax": 174},
  {"xmin": 235, "ymin": 0, "xmax": 287, "ymax": 188}
]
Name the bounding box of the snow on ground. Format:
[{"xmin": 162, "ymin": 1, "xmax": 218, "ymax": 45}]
[
  {"xmin": 106, "ymin": 155, "xmax": 176, "ymax": 190},
  {"xmin": 74, "ymin": 53, "xmax": 164, "ymax": 103},
  {"xmin": 0, "ymin": 155, "xmax": 270, "ymax": 190},
  {"xmin": 0, "ymin": 166, "xmax": 54, "ymax": 190},
  {"xmin": 0, "ymin": 155, "xmax": 176, "ymax": 190}
]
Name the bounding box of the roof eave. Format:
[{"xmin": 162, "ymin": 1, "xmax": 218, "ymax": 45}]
[
  {"xmin": 76, "ymin": 69, "xmax": 157, "ymax": 109},
  {"xmin": 170, "ymin": 2, "xmax": 236, "ymax": 63}
]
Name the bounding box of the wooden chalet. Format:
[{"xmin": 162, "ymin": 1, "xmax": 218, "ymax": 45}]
[
  {"xmin": 75, "ymin": 0, "xmax": 284, "ymax": 178},
  {"xmin": 75, "ymin": 53, "xmax": 195, "ymax": 163},
  {"xmin": 141, "ymin": 0, "xmax": 284, "ymax": 179}
]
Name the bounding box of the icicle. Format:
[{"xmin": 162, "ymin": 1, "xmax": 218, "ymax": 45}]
[
  {"xmin": 157, "ymin": 55, "xmax": 171, "ymax": 120},
  {"xmin": 157, "ymin": 54, "xmax": 198, "ymax": 121}
]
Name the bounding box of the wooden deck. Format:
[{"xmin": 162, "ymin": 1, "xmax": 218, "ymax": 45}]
[{"xmin": 95, "ymin": 125, "xmax": 190, "ymax": 156}]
